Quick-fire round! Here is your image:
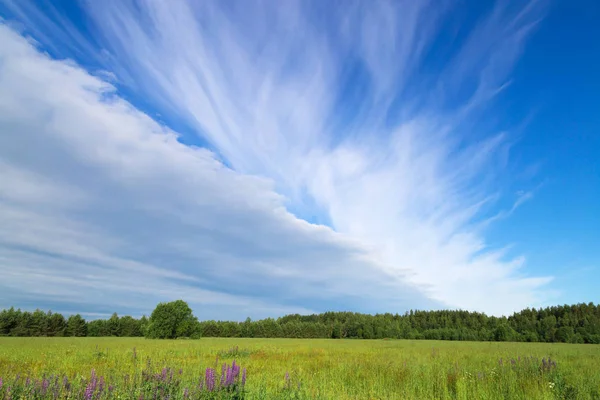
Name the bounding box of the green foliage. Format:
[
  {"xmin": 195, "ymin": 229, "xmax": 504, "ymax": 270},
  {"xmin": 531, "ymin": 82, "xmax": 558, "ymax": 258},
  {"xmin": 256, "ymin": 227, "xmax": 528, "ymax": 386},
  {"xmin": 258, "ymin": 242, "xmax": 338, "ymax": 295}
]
[
  {"xmin": 1, "ymin": 338, "xmax": 600, "ymax": 399},
  {"xmin": 145, "ymin": 300, "xmax": 201, "ymax": 339},
  {"xmin": 196, "ymin": 303, "xmax": 600, "ymax": 343},
  {"xmin": 1, "ymin": 302, "xmax": 600, "ymax": 343},
  {"xmin": 216, "ymin": 345, "xmax": 254, "ymax": 359},
  {"xmin": 107, "ymin": 312, "xmax": 121, "ymax": 337},
  {"xmin": 66, "ymin": 314, "xmax": 88, "ymax": 337},
  {"xmin": 0, "ymin": 308, "xmax": 66, "ymax": 337}
]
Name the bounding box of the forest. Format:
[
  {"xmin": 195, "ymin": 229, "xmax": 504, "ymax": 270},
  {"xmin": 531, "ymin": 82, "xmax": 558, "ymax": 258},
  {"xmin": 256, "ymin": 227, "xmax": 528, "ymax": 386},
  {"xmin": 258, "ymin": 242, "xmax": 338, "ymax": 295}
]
[{"xmin": 1, "ymin": 302, "xmax": 599, "ymax": 343}]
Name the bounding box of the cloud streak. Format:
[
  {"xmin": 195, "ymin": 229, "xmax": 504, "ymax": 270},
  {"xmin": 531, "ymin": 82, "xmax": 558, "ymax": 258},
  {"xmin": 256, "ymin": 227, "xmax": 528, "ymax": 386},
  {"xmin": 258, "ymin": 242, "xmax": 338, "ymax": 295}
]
[
  {"xmin": 0, "ymin": 24, "xmax": 440, "ymax": 320},
  {"xmin": 0, "ymin": 0, "xmax": 553, "ymax": 317}
]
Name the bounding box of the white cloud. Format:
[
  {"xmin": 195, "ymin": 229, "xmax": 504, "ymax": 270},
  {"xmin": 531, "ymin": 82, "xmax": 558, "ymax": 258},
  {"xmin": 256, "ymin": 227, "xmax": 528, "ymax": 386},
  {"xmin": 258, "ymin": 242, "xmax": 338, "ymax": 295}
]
[
  {"xmin": 0, "ymin": 0, "xmax": 554, "ymax": 317},
  {"xmin": 0, "ymin": 24, "xmax": 440, "ymax": 320}
]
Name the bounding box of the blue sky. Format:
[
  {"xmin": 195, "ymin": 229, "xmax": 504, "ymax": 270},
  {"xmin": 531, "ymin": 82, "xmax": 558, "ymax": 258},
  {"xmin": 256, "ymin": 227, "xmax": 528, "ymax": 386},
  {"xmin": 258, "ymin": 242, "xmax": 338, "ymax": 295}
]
[{"xmin": 0, "ymin": 0, "xmax": 598, "ymax": 320}]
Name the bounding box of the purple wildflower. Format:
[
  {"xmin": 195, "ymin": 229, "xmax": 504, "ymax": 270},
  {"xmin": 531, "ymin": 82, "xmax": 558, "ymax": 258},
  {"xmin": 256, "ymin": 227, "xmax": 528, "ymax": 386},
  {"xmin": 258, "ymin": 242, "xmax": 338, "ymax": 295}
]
[
  {"xmin": 226, "ymin": 366, "xmax": 233, "ymax": 386},
  {"xmin": 221, "ymin": 363, "xmax": 227, "ymax": 387},
  {"xmin": 205, "ymin": 368, "xmax": 215, "ymax": 391},
  {"xmin": 183, "ymin": 388, "xmax": 189, "ymax": 399},
  {"xmin": 241, "ymin": 368, "xmax": 246, "ymax": 387},
  {"xmin": 41, "ymin": 378, "xmax": 49, "ymax": 394},
  {"xmin": 84, "ymin": 384, "xmax": 94, "ymax": 400},
  {"xmin": 0, "ymin": 377, "xmax": 3, "ymax": 389},
  {"xmin": 84, "ymin": 369, "xmax": 97, "ymax": 400}
]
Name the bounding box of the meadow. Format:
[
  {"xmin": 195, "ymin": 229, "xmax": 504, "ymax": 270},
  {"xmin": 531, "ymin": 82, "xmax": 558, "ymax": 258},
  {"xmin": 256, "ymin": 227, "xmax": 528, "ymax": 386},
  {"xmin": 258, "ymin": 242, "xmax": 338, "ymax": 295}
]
[{"xmin": 1, "ymin": 337, "xmax": 599, "ymax": 399}]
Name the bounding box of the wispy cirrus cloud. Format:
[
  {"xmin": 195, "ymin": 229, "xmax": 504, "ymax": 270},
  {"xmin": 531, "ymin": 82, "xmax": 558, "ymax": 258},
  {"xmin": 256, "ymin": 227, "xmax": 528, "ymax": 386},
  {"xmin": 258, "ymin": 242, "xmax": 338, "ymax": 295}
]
[
  {"xmin": 0, "ymin": 24, "xmax": 439, "ymax": 319},
  {"xmin": 0, "ymin": 0, "xmax": 553, "ymax": 317}
]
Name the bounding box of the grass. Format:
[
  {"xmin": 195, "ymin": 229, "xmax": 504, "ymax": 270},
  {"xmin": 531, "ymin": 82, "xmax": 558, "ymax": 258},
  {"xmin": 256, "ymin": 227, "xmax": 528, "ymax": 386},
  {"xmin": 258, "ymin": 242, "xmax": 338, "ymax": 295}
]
[{"xmin": 0, "ymin": 337, "xmax": 599, "ymax": 399}]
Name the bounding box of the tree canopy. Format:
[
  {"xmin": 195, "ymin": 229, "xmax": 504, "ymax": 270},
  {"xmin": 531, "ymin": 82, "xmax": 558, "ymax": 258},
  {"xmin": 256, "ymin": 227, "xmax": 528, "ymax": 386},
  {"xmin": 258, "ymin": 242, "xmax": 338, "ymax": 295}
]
[
  {"xmin": 145, "ymin": 300, "xmax": 201, "ymax": 339},
  {"xmin": 1, "ymin": 302, "xmax": 599, "ymax": 344}
]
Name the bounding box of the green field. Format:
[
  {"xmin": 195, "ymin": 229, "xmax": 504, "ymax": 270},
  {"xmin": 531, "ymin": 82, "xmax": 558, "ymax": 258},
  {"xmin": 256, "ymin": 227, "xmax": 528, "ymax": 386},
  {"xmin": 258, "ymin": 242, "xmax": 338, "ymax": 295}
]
[{"xmin": 0, "ymin": 337, "xmax": 599, "ymax": 399}]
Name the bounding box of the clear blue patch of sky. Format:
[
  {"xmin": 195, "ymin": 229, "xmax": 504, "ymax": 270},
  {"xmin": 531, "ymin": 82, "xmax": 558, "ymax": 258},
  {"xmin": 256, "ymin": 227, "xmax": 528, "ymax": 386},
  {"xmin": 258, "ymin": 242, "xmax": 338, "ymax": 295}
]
[{"xmin": 480, "ymin": 1, "xmax": 600, "ymax": 304}]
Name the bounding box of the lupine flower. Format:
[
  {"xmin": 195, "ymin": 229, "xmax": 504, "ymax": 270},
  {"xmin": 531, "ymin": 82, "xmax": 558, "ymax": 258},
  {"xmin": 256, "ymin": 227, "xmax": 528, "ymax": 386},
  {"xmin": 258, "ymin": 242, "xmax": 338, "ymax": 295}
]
[
  {"xmin": 205, "ymin": 367, "xmax": 215, "ymax": 391},
  {"xmin": 233, "ymin": 360, "xmax": 240, "ymax": 376},
  {"xmin": 84, "ymin": 369, "xmax": 97, "ymax": 400},
  {"xmin": 84, "ymin": 384, "xmax": 94, "ymax": 400},
  {"xmin": 2, "ymin": 360, "xmax": 248, "ymax": 398},
  {"xmin": 41, "ymin": 377, "xmax": 49, "ymax": 394},
  {"xmin": 220, "ymin": 363, "xmax": 227, "ymax": 387},
  {"xmin": 225, "ymin": 366, "xmax": 232, "ymax": 386}
]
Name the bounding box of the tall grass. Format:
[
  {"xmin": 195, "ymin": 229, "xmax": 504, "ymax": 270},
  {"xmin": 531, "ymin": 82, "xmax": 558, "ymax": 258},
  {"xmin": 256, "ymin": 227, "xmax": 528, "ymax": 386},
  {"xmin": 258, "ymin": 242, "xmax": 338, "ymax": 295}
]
[{"xmin": 0, "ymin": 337, "xmax": 598, "ymax": 399}]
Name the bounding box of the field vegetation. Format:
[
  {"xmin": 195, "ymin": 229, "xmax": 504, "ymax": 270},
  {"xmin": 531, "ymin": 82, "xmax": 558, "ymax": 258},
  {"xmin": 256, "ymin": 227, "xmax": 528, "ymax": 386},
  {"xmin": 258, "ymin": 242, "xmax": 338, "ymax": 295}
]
[
  {"xmin": 1, "ymin": 337, "xmax": 599, "ymax": 399},
  {"xmin": 1, "ymin": 301, "xmax": 599, "ymax": 399}
]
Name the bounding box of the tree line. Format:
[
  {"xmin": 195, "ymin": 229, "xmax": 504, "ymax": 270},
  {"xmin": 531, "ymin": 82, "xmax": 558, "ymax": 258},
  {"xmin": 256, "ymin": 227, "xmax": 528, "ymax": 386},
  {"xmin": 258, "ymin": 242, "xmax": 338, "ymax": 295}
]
[{"xmin": 1, "ymin": 301, "xmax": 599, "ymax": 343}]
